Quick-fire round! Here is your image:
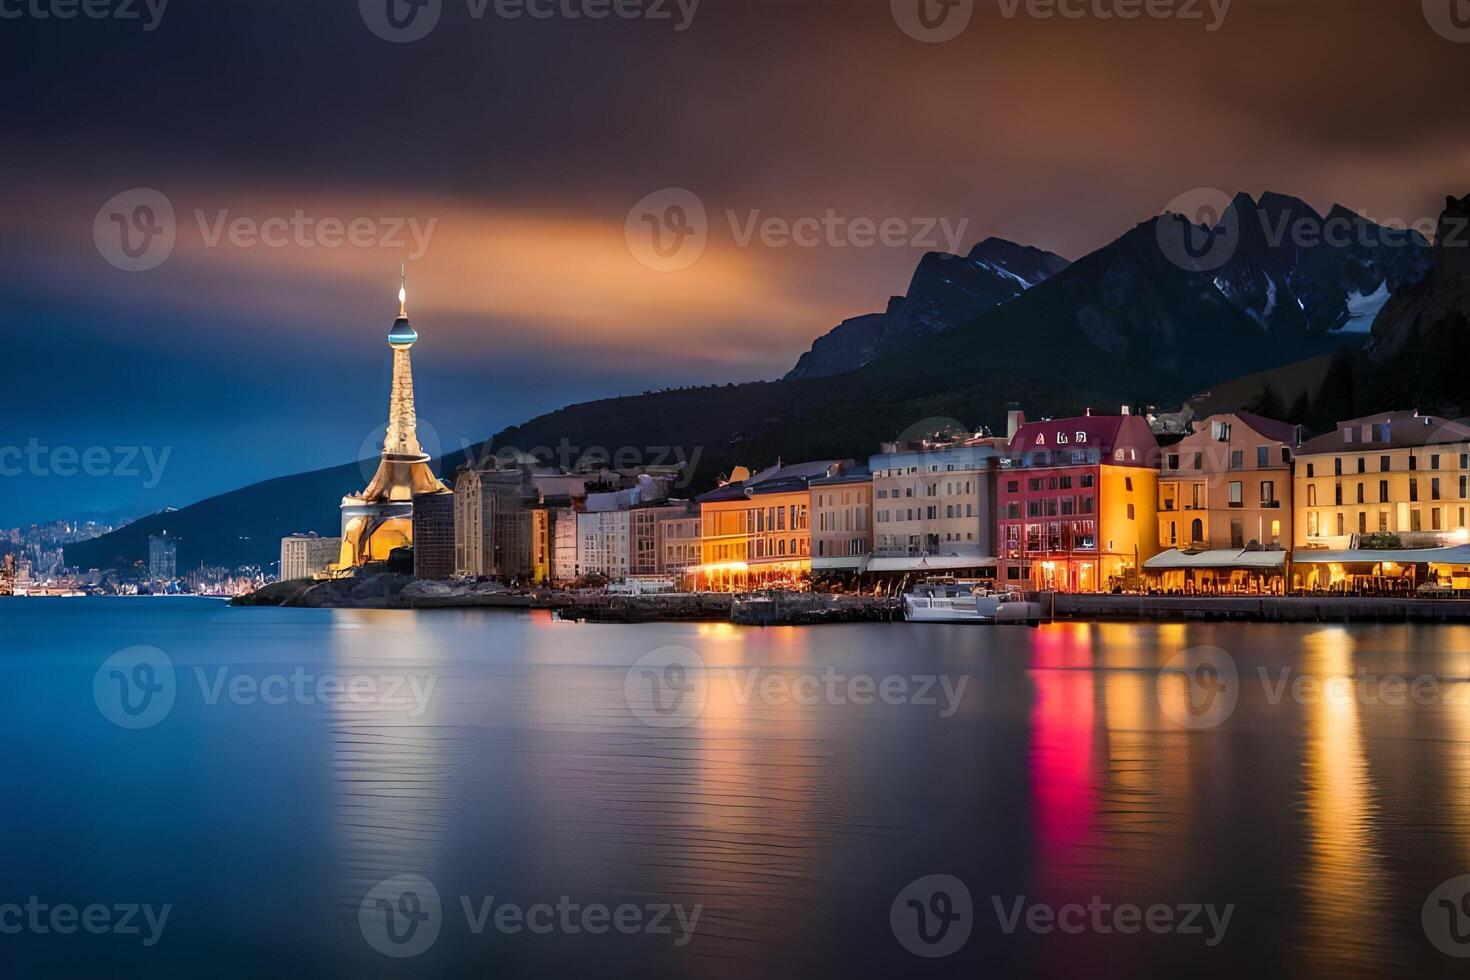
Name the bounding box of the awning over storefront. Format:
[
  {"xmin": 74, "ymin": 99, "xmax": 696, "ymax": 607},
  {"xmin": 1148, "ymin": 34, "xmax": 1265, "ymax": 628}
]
[
  {"xmin": 865, "ymin": 556, "xmax": 998, "ymax": 572},
  {"xmin": 1145, "ymin": 549, "xmax": 1287, "ymax": 571},
  {"xmin": 811, "ymin": 556, "xmax": 870, "ymax": 572},
  {"xmin": 1290, "ymin": 545, "xmax": 1470, "ymax": 565}
]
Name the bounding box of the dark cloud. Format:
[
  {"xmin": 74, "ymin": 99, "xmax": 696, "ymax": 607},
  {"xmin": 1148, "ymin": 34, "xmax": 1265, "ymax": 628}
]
[{"xmin": 3, "ymin": 0, "xmax": 1466, "ymax": 525}]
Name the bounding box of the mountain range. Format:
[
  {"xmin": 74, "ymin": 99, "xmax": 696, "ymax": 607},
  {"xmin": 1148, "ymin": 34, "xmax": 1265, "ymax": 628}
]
[{"xmin": 67, "ymin": 190, "xmax": 1451, "ymax": 572}]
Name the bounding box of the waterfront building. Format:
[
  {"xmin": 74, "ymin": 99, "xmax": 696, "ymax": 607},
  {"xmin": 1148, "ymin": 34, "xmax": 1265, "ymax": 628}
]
[
  {"xmin": 148, "ymin": 532, "xmax": 176, "ymax": 582},
  {"xmin": 279, "ymin": 532, "xmax": 342, "ymax": 581},
  {"xmin": 335, "ymin": 272, "xmax": 451, "ymax": 569},
  {"xmin": 576, "ymin": 508, "xmax": 631, "ymax": 581},
  {"xmin": 1291, "ymin": 411, "xmax": 1470, "ymax": 588},
  {"xmin": 996, "ymin": 411, "xmax": 1160, "ymax": 592},
  {"xmin": 691, "ymin": 459, "xmax": 849, "ymax": 591},
  {"xmin": 868, "ymin": 433, "xmax": 1003, "ymax": 578},
  {"xmin": 630, "ymin": 501, "xmax": 697, "ymax": 577},
  {"xmin": 530, "ymin": 505, "xmax": 554, "ymax": 584},
  {"xmin": 657, "ymin": 509, "xmax": 702, "ymax": 580},
  {"xmin": 1144, "ymin": 412, "xmax": 1300, "ymax": 594},
  {"xmin": 454, "ymin": 467, "xmax": 533, "ymax": 580},
  {"xmin": 551, "ymin": 505, "xmax": 579, "ymax": 583},
  {"xmin": 1157, "ymin": 412, "xmax": 1300, "ymax": 550},
  {"xmin": 412, "ymin": 490, "xmax": 456, "ymax": 580},
  {"xmin": 809, "ymin": 464, "xmax": 873, "ymax": 578}
]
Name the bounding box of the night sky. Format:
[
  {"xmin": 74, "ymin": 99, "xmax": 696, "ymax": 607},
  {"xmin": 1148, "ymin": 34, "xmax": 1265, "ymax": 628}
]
[{"xmin": 4, "ymin": 0, "xmax": 1467, "ymax": 526}]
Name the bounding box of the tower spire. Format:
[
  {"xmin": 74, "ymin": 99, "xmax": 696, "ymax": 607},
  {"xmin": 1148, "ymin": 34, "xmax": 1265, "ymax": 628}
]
[{"xmin": 398, "ymin": 262, "xmax": 407, "ymax": 318}]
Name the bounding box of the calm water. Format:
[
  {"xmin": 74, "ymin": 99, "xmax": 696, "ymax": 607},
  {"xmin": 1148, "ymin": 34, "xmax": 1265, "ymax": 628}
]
[{"xmin": 5, "ymin": 598, "xmax": 1470, "ymax": 977}]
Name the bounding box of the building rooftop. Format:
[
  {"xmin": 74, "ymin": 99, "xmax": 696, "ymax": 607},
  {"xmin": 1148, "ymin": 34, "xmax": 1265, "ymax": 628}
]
[{"xmin": 1297, "ymin": 411, "xmax": 1470, "ymax": 455}]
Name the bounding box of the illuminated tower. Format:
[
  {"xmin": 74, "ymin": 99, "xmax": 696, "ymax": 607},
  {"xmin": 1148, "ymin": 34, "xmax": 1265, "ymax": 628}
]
[{"xmin": 336, "ymin": 268, "xmax": 450, "ymax": 569}]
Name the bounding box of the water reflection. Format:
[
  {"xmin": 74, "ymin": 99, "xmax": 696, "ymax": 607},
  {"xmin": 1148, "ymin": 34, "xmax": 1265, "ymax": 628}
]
[
  {"xmin": 1295, "ymin": 627, "xmax": 1389, "ymax": 976},
  {"xmin": 12, "ymin": 600, "xmax": 1470, "ymax": 977}
]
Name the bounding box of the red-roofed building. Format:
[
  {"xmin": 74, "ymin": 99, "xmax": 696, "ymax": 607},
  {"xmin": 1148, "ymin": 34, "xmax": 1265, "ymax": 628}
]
[{"xmin": 996, "ymin": 411, "xmax": 1160, "ymax": 591}]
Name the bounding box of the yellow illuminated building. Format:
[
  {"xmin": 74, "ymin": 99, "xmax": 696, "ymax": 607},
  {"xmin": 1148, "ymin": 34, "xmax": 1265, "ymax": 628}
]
[
  {"xmin": 689, "ymin": 460, "xmax": 845, "ymax": 591},
  {"xmin": 1293, "ymin": 411, "xmax": 1470, "ymax": 550},
  {"xmin": 333, "ymin": 270, "xmax": 451, "ymax": 571}
]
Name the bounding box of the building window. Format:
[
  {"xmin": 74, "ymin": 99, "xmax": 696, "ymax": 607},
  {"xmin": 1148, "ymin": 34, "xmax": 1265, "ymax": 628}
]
[
  {"xmin": 1167, "ymin": 453, "xmax": 1179, "ymax": 470},
  {"xmin": 1410, "ymin": 454, "xmax": 1418, "ymax": 471},
  {"xmin": 1257, "ymin": 446, "xmax": 1270, "ymax": 468},
  {"xmin": 1307, "ymin": 485, "xmax": 1316, "ymax": 506},
  {"xmin": 1380, "ymin": 480, "xmax": 1389, "ymax": 503},
  {"xmin": 1307, "ymin": 462, "xmax": 1315, "ymax": 478},
  {"xmin": 1356, "ymin": 483, "xmax": 1364, "ymax": 505},
  {"xmin": 1126, "ymin": 503, "xmax": 1135, "ymax": 520},
  {"xmin": 1231, "ymin": 519, "xmax": 1244, "ymax": 549},
  {"xmin": 1410, "ymin": 478, "xmax": 1419, "ymax": 502},
  {"xmin": 1433, "ymin": 454, "xmax": 1441, "ymax": 470},
  {"xmin": 1080, "ymin": 474, "xmax": 1095, "ymax": 488},
  {"xmin": 1358, "ymin": 512, "xmax": 1368, "ymax": 533},
  {"xmin": 1381, "ymin": 455, "xmax": 1391, "ymax": 472},
  {"xmin": 1261, "ymin": 480, "xmax": 1275, "ymax": 505},
  {"xmin": 1212, "ymin": 421, "xmax": 1231, "ymax": 441},
  {"xmin": 1191, "ymin": 518, "xmax": 1203, "ymax": 542},
  {"xmin": 1335, "ymin": 458, "xmax": 1343, "ymax": 476},
  {"xmin": 1125, "ymin": 477, "xmax": 1134, "ymax": 492},
  {"xmin": 1433, "ymin": 478, "xmax": 1442, "ymax": 501},
  {"xmin": 1357, "ymin": 457, "xmax": 1366, "ymax": 474}
]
